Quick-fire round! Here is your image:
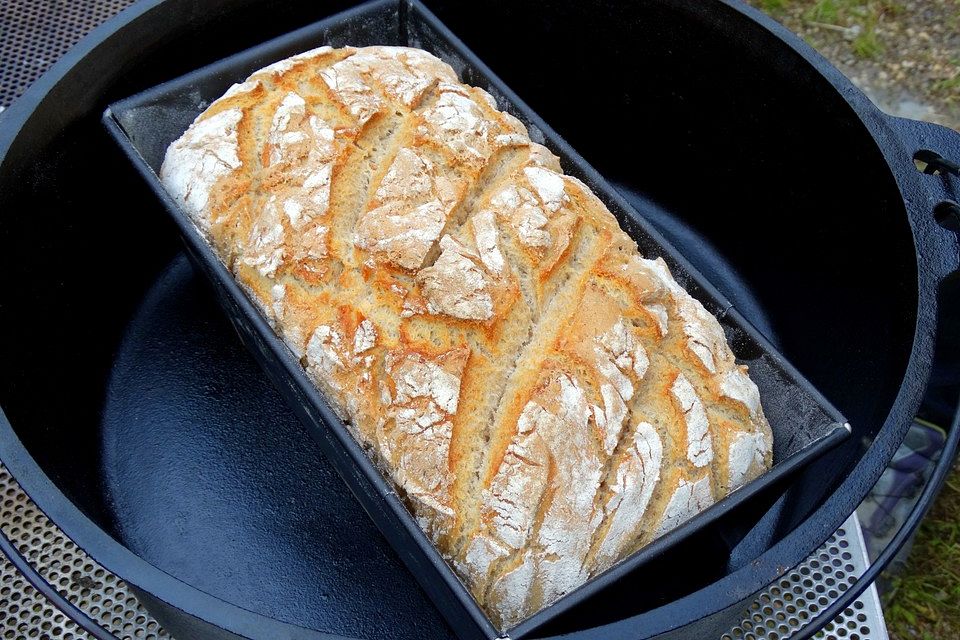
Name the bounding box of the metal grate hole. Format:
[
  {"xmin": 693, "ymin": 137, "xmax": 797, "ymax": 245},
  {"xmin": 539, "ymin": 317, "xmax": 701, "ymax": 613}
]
[
  {"xmin": 0, "ymin": 464, "xmax": 171, "ymax": 639},
  {"xmin": 727, "ymin": 515, "xmax": 884, "ymax": 639},
  {"xmin": 0, "ymin": 0, "xmax": 138, "ymax": 110}
]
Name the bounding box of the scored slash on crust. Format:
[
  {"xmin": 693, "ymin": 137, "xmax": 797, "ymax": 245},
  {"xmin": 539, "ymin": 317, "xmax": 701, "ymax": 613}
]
[{"xmin": 158, "ymin": 44, "xmax": 774, "ymax": 629}]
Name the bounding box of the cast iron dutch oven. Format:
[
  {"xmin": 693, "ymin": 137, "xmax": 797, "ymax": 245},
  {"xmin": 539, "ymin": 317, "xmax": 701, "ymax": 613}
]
[{"xmin": 0, "ymin": 0, "xmax": 958, "ymax": 638}]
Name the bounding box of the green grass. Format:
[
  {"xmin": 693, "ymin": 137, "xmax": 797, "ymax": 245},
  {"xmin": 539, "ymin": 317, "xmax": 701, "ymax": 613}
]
[
  {"xmin": 884, "ymin": 462, "xmax": 960, "ymax": 640},
  {"xmin": 932, "ymin": 60, "xmax": 960, "ymax": 102},
  {"xmin": 767, "ymin": 0, "xmax": 905, "ymax": 59},
  {"xmin": 934, "ymin": 75, "xmax": 960, "ymax": 95},
  {"xmin": 852, "ymin": 14, "xmax": 883, "ymax": 59},
  {"xmin": 805, "ymin": 0, "xmax": 841, "ymax": 23},
  {"xmin": 947, "ymin": 4, "xmax": 960, "ymax": 32},
  {"xmin": 757, "ymin": 0, "xmax": 792, "ymax": 12}
]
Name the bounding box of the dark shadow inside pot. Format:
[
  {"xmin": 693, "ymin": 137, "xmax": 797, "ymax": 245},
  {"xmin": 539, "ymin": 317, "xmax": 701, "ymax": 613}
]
[{"xmin": 0, "ymin": 0, "xmax": 920, "ymax": 637}]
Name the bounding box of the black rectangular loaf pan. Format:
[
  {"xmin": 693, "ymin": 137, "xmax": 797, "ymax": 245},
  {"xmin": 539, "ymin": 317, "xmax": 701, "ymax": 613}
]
[{"xmin": 102, "ymin": 0, "xmax": 850, "ymax": 637}]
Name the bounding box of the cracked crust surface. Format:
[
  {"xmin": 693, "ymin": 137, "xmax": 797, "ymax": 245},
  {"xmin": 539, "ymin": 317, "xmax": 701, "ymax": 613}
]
[{"xmin": 160, "ymin": 45, "xmax": 773, "ymax": 629}]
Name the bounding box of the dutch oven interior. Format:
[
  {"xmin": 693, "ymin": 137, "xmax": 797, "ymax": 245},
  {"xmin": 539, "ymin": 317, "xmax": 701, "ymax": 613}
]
[{"xmin": 0, "ymin": 0, "xmax": 917, "ymax": 637}]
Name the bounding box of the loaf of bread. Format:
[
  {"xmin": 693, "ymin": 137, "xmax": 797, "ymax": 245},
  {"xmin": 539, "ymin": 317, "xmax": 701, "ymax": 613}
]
[{"xmin": 160, "ymin": 45, "xmax": 773, "ymax": 628}]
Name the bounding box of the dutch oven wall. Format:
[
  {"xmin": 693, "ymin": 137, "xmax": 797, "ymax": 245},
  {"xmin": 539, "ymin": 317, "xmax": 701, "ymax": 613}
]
[
  {"xmin": 0, "ymin": 0, "xmax": 919, "ymax": 635},
  {"xmin": 427, "ymin": 0, "xmax": 918, "ymax": 531}
]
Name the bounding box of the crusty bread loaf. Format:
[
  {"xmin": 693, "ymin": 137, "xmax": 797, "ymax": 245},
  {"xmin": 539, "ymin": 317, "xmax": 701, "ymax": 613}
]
[{"xmin": 160, "ymin": 45, "xmax": 773, "ymax": 629}]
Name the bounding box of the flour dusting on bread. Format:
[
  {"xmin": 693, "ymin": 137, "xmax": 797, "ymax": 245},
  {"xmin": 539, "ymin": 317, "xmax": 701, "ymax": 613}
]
[{"xmin": 160, "ymin": 45, "xmax": 773, "ymax": 629}]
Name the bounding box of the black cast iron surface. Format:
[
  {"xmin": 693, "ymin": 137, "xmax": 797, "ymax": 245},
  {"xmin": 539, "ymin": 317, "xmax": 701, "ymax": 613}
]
[
  {"xmin": 103, "ymin": 1, "xmax": 850, "ymax": 636},
  {"xmin": 0, "ymin": 0, "xmax": 958, "ymax": 638},
  {"xmin": 102, "ymin": 254, "xmax": 450, "ymax": 640},
  {"xmin": 98, "ymin": 199, "xmax": 785, "ymax": 640}
]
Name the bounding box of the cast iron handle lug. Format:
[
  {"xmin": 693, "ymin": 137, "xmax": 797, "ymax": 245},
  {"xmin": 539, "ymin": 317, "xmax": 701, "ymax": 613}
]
[
  {"xmin": 885, "ymin": 114, "xmax": 960, "ymax": 174},
  {"xmin": 914, "ymin": 149, "xmax": 960, "ymax": 177},
  {"xmin": 885, "ymin": 116, "xmax": 960, "ymax": 196},
  {"xmin": 882, "ymin": 115, "xmax": 960, "ymax": 283}
]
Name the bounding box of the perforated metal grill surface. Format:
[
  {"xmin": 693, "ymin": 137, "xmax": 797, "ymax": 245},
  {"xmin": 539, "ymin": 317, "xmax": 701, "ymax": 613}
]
[
  {"xmin": 0, "ymin": 0, "xmax": 136, "ymax": 109},
  {"xmin": 0, "ymin": 455, "xmax": 887, "ymax": 639},
  {"xmin": 724, "ymin": 515, "xmax": 887, "ymax": 640},
  {"xmin": 0, "ymin": 464, "xmax": 170, "ymax": 640},
  {"xmin": 0, "ymin": 0, "xmax": 888, "ymax": 638}
]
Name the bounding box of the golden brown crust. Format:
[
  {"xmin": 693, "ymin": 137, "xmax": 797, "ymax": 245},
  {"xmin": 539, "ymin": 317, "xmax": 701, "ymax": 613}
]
[{"xmin": 160, "ymin": 45, "xmax": 773, "ymax": 629}]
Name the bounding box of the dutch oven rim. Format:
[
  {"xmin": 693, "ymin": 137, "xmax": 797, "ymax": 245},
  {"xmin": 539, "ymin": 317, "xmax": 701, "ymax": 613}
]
[{"xmin": 0, "ymin": 0, "xmax": 958, "ymax": 638}]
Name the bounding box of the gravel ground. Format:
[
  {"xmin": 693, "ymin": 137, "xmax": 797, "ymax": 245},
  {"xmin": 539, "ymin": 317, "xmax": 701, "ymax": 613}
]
[{"xmin": 752, "ymin": 0, "xmax": 960, "ymax": 129}]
